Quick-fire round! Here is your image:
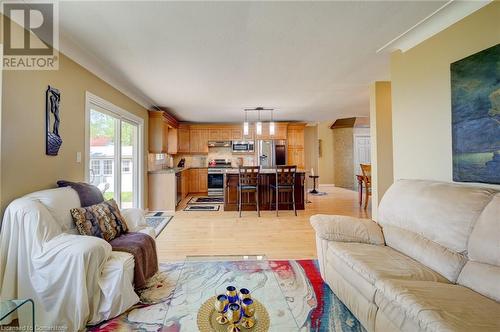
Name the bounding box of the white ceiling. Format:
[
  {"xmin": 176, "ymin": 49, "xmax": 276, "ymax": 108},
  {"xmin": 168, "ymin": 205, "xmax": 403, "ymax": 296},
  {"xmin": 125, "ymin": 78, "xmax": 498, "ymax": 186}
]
[{"xmin": 58, "ymin": 1, "xmax": 450, "ymax": 122}]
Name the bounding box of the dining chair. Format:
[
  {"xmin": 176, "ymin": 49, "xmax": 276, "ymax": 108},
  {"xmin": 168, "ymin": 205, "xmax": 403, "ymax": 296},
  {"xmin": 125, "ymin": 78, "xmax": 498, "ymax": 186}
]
[{"xmin": 360, "ymin": 164, "xmax": 372, "ymax": 209}]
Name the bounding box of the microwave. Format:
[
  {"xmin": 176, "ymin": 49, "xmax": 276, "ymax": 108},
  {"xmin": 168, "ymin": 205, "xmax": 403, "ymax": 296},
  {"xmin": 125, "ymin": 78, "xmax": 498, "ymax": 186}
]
[{"xmin": 232, "ymin": 141, "xmax": 254, "ymax": 153}]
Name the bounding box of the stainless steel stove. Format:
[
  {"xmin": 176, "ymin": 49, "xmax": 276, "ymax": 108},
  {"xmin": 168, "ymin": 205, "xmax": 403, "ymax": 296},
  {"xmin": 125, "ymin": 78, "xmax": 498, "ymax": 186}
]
[{"xmin": 207, "ymin": 159, "xmax": 231, "ymax": 196}]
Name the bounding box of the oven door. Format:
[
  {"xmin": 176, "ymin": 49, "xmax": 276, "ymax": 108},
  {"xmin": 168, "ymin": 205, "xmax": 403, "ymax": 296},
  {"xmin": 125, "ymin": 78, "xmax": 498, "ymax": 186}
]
[{"xmin": 208, "ymin": 173, "xmax": 224, "ymax": 195}]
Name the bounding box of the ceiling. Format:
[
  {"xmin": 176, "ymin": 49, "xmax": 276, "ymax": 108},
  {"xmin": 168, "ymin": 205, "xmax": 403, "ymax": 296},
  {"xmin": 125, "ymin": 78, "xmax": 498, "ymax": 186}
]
[{"xmin": 58, "ymin": 1, "xmax": 449, "ymax": 122}]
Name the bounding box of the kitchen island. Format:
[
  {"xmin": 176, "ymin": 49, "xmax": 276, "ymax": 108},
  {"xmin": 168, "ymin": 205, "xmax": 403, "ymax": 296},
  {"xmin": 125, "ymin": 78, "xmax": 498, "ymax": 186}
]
[{"xmin": 224, "ymin": 169, "xmax": 306, "ymax": 211}]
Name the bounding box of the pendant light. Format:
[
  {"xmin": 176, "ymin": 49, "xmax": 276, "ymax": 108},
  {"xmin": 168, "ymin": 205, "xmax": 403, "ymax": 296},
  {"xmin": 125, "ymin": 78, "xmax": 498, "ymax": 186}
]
[
  {"xmin": 269, "ymin": 109, "xmax": 275, "ymax": 136},
  {"xmin": 256, "ymin": 109, "xmax": 262, "ymax": 136},
  {"xmin": 243, "ymin": 111, "xmax": 249, "ymax": 136}
]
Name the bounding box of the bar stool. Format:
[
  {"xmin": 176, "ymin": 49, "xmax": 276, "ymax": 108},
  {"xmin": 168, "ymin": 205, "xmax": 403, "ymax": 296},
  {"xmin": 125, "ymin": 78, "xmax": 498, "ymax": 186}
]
[
  {"xmin": 271, "ymin": 165, "xmax": 297, "ymax": 216},
  {"xmin": 238, "ymin": 166, "xmax": 260, "ymax": 217}
]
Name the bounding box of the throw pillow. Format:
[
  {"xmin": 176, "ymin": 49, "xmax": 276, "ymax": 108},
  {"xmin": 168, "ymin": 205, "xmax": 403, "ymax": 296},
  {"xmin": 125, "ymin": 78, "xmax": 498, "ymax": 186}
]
[
  {"xmin": 57, "ymin": 180, "xmax": 105, "ymax": 207},
  {"xmin": 71, "ymin": 199, "xmax": 128, "ymax": 241}
]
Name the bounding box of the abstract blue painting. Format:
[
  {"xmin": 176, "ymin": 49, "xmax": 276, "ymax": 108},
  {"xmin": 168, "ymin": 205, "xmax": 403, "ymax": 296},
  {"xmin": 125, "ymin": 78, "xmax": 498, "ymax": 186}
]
[{"xmin": 451, "ymin": 44, "xmax": 500, "ymax": 184}]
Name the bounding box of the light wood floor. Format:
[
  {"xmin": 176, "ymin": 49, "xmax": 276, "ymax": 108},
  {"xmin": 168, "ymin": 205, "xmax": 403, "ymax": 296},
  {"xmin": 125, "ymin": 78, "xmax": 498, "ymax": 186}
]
[{"xmin": 156, "ymin": 187, "xmax": 371, "ymax": 262}]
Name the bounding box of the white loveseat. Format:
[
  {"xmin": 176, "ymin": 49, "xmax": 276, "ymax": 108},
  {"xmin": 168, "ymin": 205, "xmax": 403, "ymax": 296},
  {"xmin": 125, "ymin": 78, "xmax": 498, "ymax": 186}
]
[
  {"xmin": 311, "ymin": 179, "xmax": 500, "ymax": 332},
  {"xmin": 0, "ymin": 187, "xmax": 155, "ymax": 330}
]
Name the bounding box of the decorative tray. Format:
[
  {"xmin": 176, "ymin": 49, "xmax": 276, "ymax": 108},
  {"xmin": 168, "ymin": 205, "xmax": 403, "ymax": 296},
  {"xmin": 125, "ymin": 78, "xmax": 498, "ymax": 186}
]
[{"xmin": 197, "ymin": 295, "xmax": 270, "ymax": 332}]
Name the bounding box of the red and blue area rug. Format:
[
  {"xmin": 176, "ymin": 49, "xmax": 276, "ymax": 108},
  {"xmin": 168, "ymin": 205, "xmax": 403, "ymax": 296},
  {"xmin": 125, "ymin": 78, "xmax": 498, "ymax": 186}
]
[{"xmin": 88, "ymin": 259, "xmax": 365, "ymax": 332}]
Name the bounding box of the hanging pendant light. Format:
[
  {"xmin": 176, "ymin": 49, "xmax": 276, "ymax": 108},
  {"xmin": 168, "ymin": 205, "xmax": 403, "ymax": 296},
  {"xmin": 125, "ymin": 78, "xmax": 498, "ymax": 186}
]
[
  {"xmin": 243, "ymin": 111, "xmax": 249, "ymax": 136},
  {"xmin": 269, "ymin": 109, "xmax": 275, "ymax": 136},
  {"xmin": 256, "ymin": 109, "xmax": 262, "ymax": 136}
]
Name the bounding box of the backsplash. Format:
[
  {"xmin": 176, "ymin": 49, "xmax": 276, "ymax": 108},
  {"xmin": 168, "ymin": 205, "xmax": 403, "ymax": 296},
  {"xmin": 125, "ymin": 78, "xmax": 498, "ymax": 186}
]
[{"xmin": 149, "ymin": 148, "xmax": 257, "ymax": 170}]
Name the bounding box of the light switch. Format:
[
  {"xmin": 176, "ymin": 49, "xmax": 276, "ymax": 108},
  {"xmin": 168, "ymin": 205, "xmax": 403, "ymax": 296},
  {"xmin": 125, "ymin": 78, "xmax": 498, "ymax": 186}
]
[{"xmin": 76, "ymin": 152, "xmax": 82, "ymax": 163}]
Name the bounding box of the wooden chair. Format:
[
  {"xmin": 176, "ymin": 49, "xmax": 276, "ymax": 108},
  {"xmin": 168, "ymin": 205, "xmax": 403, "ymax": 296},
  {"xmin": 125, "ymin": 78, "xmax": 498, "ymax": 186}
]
[
  {"xmin": 238, "ymin": 166, "xmax": 260, "ymax": 217},
  {"xmin": 360, "ymin": 164, "xmax": 371, "ymax": 209},
  {"xmin": 271, "ymin": 166, "xmax": 297, "ymax": 216}
]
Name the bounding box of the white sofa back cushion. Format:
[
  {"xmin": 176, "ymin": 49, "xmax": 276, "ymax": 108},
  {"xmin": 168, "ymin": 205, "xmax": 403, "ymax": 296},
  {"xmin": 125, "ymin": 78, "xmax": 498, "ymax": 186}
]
[
  {"xmin": 458, "ymin": 193, "xmax": 500, "ymax": 301},
  {"xmin": 378, "ymin": 180, "xmax": 497, "ymax": 254},
  {"xmin": 24, "ymin": 187, "xmax": 81, "ymax": 232}
]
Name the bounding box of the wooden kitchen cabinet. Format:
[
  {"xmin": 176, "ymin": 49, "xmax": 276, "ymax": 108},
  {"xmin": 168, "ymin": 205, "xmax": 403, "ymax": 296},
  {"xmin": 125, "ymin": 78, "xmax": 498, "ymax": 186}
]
[
  {"xmin": 208, "ymin": 129, "xmax": 220, "ymax": 140},
  {"xmin": 148, "ymin": 111, "xmax": 165, "ymax": 153},
  {"xmin": 178, "ymin": 126, "xmax": 190, "ymax": 153},
  {"xmin": 186, "ymin": 168, "xmax": 208, "ymax": 193},
  {"xmin": 198, "ymin": 168, "xmax": 208, "ymax": 192},
  {"xmin": 167, "ymin": 127, "xmax": 178, "ymax": 154},
  {"xmin": 231, "ymin": 128, "xmax": 243, "ymax": 140},
  {"xmin": 181, "ymin": 170, "xmax": 189, "ymax": 199},
  {"xmin": 275, "ymin": 123, "xmax": 288, "ymax": 140},
  {"xmin": 288, "ymin": 147, "xmax": 305, "ymax": 169},
  {"xmin": 189, "ymin": 129, "xmax": 209, "ymax": 154}
]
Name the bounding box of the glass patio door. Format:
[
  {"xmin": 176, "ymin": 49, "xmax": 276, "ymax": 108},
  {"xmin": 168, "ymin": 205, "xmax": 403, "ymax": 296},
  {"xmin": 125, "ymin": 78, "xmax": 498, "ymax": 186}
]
[{"xmin": 88, "ymin": 105, "xmax": 140, "ymax": 208}]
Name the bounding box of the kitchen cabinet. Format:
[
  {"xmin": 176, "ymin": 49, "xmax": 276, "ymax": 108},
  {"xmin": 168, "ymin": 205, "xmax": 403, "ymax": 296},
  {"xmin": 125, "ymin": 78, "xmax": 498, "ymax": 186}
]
[
  {"xmin": 208, "ymin": 129, "xmax": 220, "ymax": 141},
  {"xmin": 287, "ymin": 124, "xmax": 305, "ymax": 169},
  {"xmin": 275, "ymin": 123, "xmax": 288, "ymax": 140},
  {"xmin": 181, "ymin": 169, "xmax": 189, "ymax": 199},
  {"xmin": 231, "ymin": 128, "xmax": 243, "ymax": 140},
  {"xmin": 288, "ymin": 147, "xmax": 305, "ymax": 169},
  {"xmin": 167, "ymin": 128, "xmax": 178, "ymax": 154},
  {"xmin": 148, "ymin": 172, "xmax": 177, "ymax": 211},
  {"xmin": 208, "ymin": 128, "xmax": 232, "ymax": 141},
  {"xmin": 186, "ymin": 168, "xmax": 208, "ymax": 193},
  {"xmin": 178, "ymin": 126, "xmax": 190, "ymax": 153},
  {"xmin": 148, "ymin": 111, "xmax": 166, "ymax": 153},
  {"xmin": 189, "ymin": 129, "xmax": 209, "ymax": 154}
]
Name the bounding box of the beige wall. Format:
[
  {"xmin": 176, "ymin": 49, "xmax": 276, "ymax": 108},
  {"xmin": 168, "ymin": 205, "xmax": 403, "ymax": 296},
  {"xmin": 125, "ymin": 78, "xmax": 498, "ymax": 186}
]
[
  {"xmin": 333, "ymin": 127, "xmax": 354, "ymax": 190},
  {"xmin": 1, "ymin": 52, "xmax": 149, "ymax": 211},
  {"xmin": 317, "ymin": 121, "xmax": 335, "ymax": 185},
  {"xmin": 369, "ymin": 81, "xmax": 393, "ymax": 220},
  {"xmin": 304, "ymin": 125, "xmax": 319, "ymax": 189},
  {"xmin": 391, "ymin": 2, "xmax": 499, "ymax": 190}
]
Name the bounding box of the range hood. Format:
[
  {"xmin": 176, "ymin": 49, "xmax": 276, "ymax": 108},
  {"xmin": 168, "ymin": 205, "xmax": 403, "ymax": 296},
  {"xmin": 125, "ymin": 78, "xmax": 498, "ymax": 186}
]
[{"xmin": 208, "ymin": 141, "xmax": 231, "ymax": 148}]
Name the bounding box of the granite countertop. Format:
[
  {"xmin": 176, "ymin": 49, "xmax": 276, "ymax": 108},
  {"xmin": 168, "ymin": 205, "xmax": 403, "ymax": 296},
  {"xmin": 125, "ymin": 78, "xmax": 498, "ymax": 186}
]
[
  {"xmin": 225, "ymin": 168, "xmax": 305, "ymax": 174},
  {"xmin": 148, "ymin": 166, "xmax": 208, "ymax": 174}
]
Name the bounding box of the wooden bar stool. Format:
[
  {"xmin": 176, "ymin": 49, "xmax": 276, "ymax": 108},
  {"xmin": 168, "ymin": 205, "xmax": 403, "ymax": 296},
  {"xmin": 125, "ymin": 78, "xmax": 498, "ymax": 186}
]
[
  {"xmin": 271, "ymin": 165, "xmax": 297, "ymax": 216},
  {"xmin": 238, "ymin": 166, "xmax": 260, "ymax": 217},
  {"xmin": 360, "ymin": 164, "xmax": 372, "ymax": 209}
]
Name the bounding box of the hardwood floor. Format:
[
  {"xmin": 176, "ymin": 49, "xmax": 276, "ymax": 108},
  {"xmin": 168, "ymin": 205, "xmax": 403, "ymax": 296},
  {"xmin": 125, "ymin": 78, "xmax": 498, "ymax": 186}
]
[{"xmin": 156, "ymin": 187, "xmax": 371, "ymax": 262}]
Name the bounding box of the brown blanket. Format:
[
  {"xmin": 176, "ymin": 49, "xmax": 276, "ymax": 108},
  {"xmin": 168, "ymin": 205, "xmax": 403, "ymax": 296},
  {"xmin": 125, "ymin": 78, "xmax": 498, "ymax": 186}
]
[{"xmin": 109, "ymin": 232, "xmax": 158, "ymax": 290}]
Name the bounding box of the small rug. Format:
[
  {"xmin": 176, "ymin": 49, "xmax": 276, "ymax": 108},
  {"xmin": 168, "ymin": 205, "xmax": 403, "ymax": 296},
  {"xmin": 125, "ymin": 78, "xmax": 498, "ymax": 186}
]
[
  {"xmin": 188, "ymin": 196, "xmax": 224, "ymax": 204},
  {"xmin": 145, "ymin": 212, "xmax": 172, "ymax": 237},
  {"xmin": 184, "ymin": 205, "xmax": 220, "ymax": 211},
  {"xmin": 87, "ymin": 259, "xmax": 365, "ymax": 332},
  {"xmin": 310, "ymin": 191, "xmax": 328, "ymax": 196}
]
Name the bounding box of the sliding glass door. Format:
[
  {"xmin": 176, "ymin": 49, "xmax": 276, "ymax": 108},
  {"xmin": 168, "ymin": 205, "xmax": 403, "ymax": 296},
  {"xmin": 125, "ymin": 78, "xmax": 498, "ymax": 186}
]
[{"xmin": 87, "ymin": 93, "xmax": 143, "ymax": 208}]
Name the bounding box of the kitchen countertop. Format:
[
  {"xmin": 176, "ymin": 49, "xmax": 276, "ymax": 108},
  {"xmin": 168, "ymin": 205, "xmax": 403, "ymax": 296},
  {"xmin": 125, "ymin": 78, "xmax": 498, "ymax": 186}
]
[
  {"xmin": 148, "ymin": 166, "xmax": 208, "ymax": 174},
  {"xmin": 225, "ymin": 168, "xmax": 305, "ymax": 174}
]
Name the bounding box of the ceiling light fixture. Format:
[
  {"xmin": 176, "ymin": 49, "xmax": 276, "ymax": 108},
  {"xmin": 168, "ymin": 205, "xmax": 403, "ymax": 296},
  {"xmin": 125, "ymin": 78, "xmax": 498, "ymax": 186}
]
[
  {"xmin": 243, "ymin": 107, "xmax": 275, "ymax": 137},
  {"xmin": 256, "ymin": 109, "xmax": 262, "ymax": 136}
]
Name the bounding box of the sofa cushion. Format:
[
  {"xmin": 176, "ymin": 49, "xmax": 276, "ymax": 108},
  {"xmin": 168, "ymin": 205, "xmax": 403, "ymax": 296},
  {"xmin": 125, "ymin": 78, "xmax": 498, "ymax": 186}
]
[
  {"xmin": 57, "ymin": 180, "xmax": 105, "ymax": 207},
  {"xmin": 375, "ymin": 279, "xmax": 500, "ymax": 332},
  {"xmin": 382, "ymin": 225, "xmax": 467, "ymax": 282},
  {"xmin": 458, "ymin": 261, "xmax": 500, "ymax": 302},
  {"xmin": 327, "ymin": 242, "xmax": 448, "ymax": 300},
  {"xmin": 467, "ymin": 193, "xmax": 500, "ymax": 266},
  {"xmin": 378, "ymin": 180, "xmax": 497, "ymax": 254}
]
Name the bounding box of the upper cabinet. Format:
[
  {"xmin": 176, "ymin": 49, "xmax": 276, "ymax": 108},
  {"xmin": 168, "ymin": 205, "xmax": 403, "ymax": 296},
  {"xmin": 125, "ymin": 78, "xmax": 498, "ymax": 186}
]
[
  {"xmin": 148, "ymin": 110, "xmax": 179, "ymax": 154},
  {"xmin": 178, "ymin": 125, "xmax": 190, "ymax": 153},
  {"xmin": 287, "ymin": 124, "xmax": 306, "ymax": 169},
  {"xmin": 189, "ymin": 128, "xmax": 209, "ymax": 154}
]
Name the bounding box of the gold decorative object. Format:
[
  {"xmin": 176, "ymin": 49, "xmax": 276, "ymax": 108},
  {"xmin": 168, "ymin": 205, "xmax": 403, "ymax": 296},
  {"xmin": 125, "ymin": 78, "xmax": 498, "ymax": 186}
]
[
  {"xmin": 197, "ymin": 296, "xmax": 270, "ymax": 332},
  {"xmin": 214, "ymin": 295, "xmax": 229, "ymax": 325}
]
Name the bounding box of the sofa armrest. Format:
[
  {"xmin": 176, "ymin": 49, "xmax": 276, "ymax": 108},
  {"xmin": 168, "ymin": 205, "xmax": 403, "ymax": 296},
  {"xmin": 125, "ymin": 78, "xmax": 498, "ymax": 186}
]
[
  {"xmin": 310, "ymin": 214, "xmax": 385, "ymax": 245},
  {"xmin": 121, "ymin": 208, "xmax": 146, "ymax": 230}
]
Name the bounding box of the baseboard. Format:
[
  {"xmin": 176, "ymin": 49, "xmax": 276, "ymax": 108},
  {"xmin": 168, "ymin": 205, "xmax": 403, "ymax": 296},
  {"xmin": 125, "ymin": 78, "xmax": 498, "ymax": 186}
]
[{"xmin": 318, "ymin": 184, "xmax": 336, "ymax": 189}]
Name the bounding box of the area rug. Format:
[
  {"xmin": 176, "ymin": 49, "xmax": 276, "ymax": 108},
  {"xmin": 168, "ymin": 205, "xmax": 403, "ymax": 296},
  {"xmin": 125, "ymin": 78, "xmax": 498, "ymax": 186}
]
[
  {"xmin": 145, "ymin": 212, "xmax": 173, "ymax": 237},
  {"xmin": 87, "ymin": 259, "xmax": 365, "ymax": 332},
  {"xmin": 183, "ymin": 205, "xmax": 220, "ymax": 211},
  {"xmin": 188, "ymin": 196, "xmax": 224, "ymax": 204}
]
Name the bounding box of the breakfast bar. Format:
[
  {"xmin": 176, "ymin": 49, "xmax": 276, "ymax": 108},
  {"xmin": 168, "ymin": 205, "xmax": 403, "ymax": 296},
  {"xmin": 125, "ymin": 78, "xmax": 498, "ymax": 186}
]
[{"xmin": 224, "ymin": 169, "xmax": 306, "ymax": 211}]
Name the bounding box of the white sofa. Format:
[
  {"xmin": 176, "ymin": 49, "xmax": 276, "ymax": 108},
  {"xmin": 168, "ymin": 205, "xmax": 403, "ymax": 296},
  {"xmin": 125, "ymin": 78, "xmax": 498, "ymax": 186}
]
[
  {"xmin": 0, "ymin": 187, "xmax": 155, "ymax": 330},
  {"xmin": 311, "ymin": 179, "xmax": 500, "ymax": 332}
]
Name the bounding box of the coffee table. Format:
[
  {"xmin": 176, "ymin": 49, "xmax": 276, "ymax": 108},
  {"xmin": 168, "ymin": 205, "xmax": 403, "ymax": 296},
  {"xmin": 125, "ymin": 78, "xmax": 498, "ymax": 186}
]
[{"xmin": 162, "ymin": 255, "xmax": 300, "ymax": 331}]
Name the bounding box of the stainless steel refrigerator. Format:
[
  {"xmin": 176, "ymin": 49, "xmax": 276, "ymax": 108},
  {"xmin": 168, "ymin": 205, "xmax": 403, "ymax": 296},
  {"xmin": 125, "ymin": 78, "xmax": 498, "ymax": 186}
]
[{"xmin": 257, "ymin": 140, "xmax": 287, "ymax": 168}]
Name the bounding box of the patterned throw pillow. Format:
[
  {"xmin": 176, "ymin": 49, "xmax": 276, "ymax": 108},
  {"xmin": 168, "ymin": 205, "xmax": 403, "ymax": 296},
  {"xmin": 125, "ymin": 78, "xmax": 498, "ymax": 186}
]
[{"xmin": 71, "ymin": 199, "xmax": 129, "ymax": 242}]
